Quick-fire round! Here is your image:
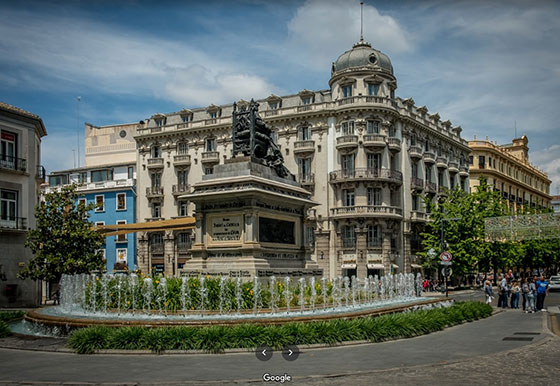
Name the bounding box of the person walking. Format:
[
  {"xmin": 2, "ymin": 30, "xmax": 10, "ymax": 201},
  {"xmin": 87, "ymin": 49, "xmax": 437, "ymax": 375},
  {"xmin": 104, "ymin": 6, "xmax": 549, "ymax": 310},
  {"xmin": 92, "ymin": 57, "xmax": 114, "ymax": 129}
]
[
  {"xmin": 536, "ymin": 275, "xmax": 549, "ymax": 311},
  {"xmin": 499, "ymin": 275, "xmax": 509, "ymax": 309},
  {"xmin": 511, "ymin": 281, "xmax": 520, "ymax": 309},
  {"xmin": 527, "ymin": 277, "xmax": 536, "ymax": 313},
  {"xmin": 521, "ymin": 278, "xmax": 529, "ymax": 311},
  {"xmin": 484, "ymin": 280, "xmax": 493, "ymax": 305}
]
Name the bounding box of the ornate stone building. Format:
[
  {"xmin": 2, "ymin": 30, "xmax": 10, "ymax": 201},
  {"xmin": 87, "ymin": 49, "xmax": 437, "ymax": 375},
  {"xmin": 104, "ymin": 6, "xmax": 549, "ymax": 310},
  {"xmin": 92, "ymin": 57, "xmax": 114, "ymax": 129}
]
[
  {"xmin": 123, "ymin": 38, "xmax": 471, "ymax": 279},
  {"xmin": 468, "ymin": 136, "xmax": 551, "ymax": 210}
]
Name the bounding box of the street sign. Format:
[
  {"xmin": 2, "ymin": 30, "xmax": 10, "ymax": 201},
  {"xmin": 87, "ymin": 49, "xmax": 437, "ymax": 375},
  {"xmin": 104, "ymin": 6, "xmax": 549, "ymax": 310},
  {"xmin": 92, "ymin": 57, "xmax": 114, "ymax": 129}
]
[
  {"xmin": 440, "ymin": 251, "xmax": 452, "ymax": 262},
  {"xmin": 441, "ymin": 267, "xmax": 452, "ymax": 277},
  {"xmin": 440, "ymin": 261, "xmax": 452, "ymax": 266}
]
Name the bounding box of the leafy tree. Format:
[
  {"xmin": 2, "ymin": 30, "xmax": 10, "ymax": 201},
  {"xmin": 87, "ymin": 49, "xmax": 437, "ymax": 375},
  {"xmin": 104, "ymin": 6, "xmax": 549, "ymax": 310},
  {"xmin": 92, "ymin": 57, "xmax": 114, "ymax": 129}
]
[
  {"xmin": 420, "ymin": 178, "xmax": 520, "ymax": 283},
  {"xmin": 19, "ymin": 185, "xmax": 105, "ymax": 286}
]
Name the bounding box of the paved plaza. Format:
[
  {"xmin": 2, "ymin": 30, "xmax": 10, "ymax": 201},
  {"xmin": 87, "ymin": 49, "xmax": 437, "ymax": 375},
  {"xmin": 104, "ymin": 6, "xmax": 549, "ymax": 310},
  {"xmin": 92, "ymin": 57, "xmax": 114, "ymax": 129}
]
[{"xmin": 0, "ymin": 291, "xmax": 559, "ymax": 385}]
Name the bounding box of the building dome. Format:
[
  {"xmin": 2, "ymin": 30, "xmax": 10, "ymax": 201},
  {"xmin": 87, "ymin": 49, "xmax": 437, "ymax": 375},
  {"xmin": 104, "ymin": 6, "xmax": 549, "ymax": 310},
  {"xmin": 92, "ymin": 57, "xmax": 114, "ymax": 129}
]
[{"xmin": 332, "ymin": 40, "xmax": 393, "ymax": 75}]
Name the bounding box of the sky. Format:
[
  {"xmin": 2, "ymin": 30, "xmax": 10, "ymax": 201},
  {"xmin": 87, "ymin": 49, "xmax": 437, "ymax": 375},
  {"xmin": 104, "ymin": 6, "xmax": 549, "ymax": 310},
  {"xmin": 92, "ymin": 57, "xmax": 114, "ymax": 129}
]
[{"xmin": 1, "ymin": 0, "xmax": 559, "ymax": 195}]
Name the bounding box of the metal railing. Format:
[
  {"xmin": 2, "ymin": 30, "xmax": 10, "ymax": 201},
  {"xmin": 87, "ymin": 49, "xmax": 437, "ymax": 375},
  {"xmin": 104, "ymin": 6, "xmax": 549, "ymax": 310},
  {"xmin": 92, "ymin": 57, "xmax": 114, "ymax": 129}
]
[
  {"xmin": 0, "ymin": 156, "xmax": 26, "ymax": 172},
  {"xmin": 425, "ymin": 181, "xmax": 437, "ymax": 192},
  {"xmin": 172, "ymin": 184, "xmax": 189, "ymax": 194},
  {"xmin": 146, "ymin": 186, "xmax": 164, "ymax": 196},
  {"xmin": 411, "ymin": 176, "xmax": 424, "ymax": 190},
  {"xmin": 0, "ymin": 216, "xmax": 27, "ymax": 230},
  {"xmin": 298, "ymin": 173, "xmax": 315, "ymax": 185},
  {"xmin": 36, "ymin": 165, "xmax": 46, "ymax": 181},
  {"xmin": 387, "ymin": 137, "xmax": 401, "ymax": 147}
]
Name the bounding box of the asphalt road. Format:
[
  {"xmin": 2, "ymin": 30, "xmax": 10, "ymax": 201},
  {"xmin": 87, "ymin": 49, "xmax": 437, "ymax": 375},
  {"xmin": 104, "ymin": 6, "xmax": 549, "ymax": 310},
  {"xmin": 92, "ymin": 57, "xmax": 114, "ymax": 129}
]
[{"xmin": 0, "ymin": 291, "xmax": 558, "ymax": 385}]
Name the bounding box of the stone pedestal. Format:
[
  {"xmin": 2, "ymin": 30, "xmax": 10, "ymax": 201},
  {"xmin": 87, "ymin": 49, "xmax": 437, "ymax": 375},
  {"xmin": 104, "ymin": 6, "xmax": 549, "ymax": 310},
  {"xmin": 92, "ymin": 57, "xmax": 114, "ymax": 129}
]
[{"xmin": 179, "ymin": 157, "xmax": 322, "ymax": 278}]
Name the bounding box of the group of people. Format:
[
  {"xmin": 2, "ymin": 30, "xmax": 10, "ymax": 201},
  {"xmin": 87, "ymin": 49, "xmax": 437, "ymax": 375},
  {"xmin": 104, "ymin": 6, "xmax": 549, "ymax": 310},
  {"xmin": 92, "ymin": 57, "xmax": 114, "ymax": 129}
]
[
  {"xmin": 422, "ymin": 279, "xmax": 445, "ymax": 292},
  {"xmin": 484, "ymin": 274, "xmax": 550, "ymax": 312}
]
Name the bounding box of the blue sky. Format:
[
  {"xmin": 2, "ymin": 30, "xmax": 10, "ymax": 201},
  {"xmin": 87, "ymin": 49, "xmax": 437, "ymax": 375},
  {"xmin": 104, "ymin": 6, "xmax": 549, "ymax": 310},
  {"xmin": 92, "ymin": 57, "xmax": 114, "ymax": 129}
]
[{"xmin": 1, "ymin": 0, "xmax": 559, "ymax": 194}]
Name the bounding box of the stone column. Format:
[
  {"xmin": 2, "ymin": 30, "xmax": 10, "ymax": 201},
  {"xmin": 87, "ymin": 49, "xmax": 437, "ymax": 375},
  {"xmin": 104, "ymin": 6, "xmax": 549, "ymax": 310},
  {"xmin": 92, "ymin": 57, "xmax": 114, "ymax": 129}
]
[
  {"xmin": 356, "ymin": 226, "xmax": 367, "ymax": 279},
  {"xmin": 382, "ymin": 230, "xmax": 392, "ymax": 275},
  {"xmin": 244, "ymin": 210, "xmax": 258, "ymax": 244},
  {"xmin": 193, "ymin": 212, "xmax": 204, "ymax": 246},
  {"xmin": 137, "ymin": 232, "xmax": 149, "ymax": 274},
  {"xmin": 164, "ymin": 230, "xmax": 175, "ymax": 277}
]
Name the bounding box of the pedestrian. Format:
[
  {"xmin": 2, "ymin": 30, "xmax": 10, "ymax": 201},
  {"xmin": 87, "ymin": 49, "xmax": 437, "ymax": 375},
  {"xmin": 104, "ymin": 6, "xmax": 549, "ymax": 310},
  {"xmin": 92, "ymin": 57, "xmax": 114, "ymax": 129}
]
[
  {"xmin": 527, "ymin": 277, "xmax": 536, "ymax": 313},
  {"xmin": 511, "ymin": 281, "xmax": 520, "ymax": 309},
  {"xmin": 423, "ymin": 279, "xmax": 429, "ymax": 292},
  {"xmin": 484, "ymin": 280, "xmax": 493, "ymax": 305},
  {"xmin": 521, "ymin": 278, "xmax": 529, "ymax": 311},
  {"xmin": 497, "ymin": 275, "xmax": 504, "ymax": 308},
  {"xmin": 500, "ymin": 275, "xmax": 509, "ymax": 309},
  {"xmin": 536, "ymin": 275, "xmax": 549, "ymax": 311}
]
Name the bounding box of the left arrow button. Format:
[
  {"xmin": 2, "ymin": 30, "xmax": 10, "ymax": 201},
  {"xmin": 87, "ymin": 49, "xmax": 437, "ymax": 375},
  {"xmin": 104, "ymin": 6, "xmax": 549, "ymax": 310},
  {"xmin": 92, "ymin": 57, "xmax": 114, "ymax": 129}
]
[{"xmin": 256, "ymin": 345, "xmax": 273, "ymax": 361}]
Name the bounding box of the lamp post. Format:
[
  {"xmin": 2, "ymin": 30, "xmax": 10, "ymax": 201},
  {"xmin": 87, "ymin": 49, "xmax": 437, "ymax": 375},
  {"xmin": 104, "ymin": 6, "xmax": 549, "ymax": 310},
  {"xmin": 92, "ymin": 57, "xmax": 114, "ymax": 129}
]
[{"xmin": 441, "ymin": 216, "xmax": 461, "ymax": 297}]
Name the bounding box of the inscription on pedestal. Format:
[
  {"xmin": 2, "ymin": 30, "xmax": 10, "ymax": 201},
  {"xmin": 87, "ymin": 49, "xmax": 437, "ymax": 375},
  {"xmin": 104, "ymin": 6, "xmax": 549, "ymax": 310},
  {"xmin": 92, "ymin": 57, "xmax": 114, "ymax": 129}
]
[{"xmin": 210, "ymin": 215, "xmax": 242, "ymax": 242}]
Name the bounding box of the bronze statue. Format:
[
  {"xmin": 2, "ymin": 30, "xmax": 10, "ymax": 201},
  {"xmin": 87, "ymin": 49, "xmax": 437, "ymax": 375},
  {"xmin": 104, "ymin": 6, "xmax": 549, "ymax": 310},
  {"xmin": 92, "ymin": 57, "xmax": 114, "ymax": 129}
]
[{"xmin": 232, "ymin": 99, "xmax": 294, "ymax": 180}]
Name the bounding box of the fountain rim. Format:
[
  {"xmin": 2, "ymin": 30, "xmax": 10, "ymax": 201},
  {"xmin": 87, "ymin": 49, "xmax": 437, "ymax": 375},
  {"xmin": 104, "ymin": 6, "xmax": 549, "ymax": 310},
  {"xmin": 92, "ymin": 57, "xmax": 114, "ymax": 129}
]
[{"xmin": 24, "ymin": 298, "xmax": 447, "ymax": 329}]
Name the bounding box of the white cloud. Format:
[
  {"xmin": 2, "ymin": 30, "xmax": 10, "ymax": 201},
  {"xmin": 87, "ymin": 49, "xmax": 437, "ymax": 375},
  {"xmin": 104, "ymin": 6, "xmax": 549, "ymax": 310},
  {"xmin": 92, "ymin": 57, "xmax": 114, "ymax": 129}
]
[
  {"xmin": 0, "ymin": 9, "xmax": 278, "ymax": 107},
  {"xmin": 285, "ymin": 0, "xmax": 411, "ymax": 70},
  {"xmin": 530, "ymin": 144, "xmax": 560, "ymax": 196}
]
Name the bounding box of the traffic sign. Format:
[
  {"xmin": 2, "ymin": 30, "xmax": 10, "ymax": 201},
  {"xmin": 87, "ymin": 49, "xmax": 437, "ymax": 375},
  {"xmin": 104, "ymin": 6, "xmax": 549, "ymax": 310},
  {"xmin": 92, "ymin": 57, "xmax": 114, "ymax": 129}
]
[
  {"xmin": 441, "ymin": 267, "xmax": 453, "ymax": 277},
  {"xmin": 440, "ymin": 261, "xmax": 452, "ymax": 266},
  {"xmin": 440, "ymin": 251, "xmax": 452, "ymax": 262}
]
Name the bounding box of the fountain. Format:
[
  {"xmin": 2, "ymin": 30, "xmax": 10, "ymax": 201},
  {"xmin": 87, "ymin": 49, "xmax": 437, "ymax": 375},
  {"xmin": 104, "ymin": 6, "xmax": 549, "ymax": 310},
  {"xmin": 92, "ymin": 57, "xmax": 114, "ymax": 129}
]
[{"xmin": 18, "ymin": 272, "xmax": 447, "ymax": 337}]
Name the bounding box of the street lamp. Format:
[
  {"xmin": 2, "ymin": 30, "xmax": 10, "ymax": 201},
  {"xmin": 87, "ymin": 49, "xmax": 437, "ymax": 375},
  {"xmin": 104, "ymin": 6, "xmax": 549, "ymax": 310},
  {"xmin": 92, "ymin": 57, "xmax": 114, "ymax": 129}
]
[{"xmin": 440, "ymin": 216, "xmax": 461, "ymax": 297}]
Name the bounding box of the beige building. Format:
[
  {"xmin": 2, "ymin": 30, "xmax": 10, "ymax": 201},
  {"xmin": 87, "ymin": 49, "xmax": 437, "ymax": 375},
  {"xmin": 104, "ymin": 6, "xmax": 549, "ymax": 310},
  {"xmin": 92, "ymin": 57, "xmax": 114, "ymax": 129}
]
[
  {"xmin": 0, "ymin": 102, "xmax": 47, "ymax": 307},
  {"xmin": 85, "ymin": 39, "xmax": 471, "ymax": 279},
  {"xmin": 468, "ymin": 136, "xmax": 551, "ymax": 210}
]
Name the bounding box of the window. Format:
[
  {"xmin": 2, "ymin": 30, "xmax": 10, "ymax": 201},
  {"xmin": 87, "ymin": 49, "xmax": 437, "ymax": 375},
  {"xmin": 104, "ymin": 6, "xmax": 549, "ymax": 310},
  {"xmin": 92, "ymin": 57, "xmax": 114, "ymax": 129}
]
[
  {"xmin": 151, "ymin": 145, "xmax": 161, "ymax": 158},
  {"xmin": 269, "ymin": 102, "xmax": 278, "ymax": 110},
  {"xmin": 152, "ymin": 203, "xmax": 161, "ymax": 218},
  {"xmin": 150, "ymin": 233, "xmax": 164, "ymax": 253},
  {"xmin": 367, "ymin": 153, "xmax": 381, "ymax": 171},
  {"xmin": 343, "ymin": 189, "xmax": 355, "ymax": 207},
  {"xmin": 151, "ymin": 173, "xmax": 161, "ymax": 188},
  {"xmin": 91, "ymin": 169, "xmax": 113, "ymax": 182},
  {"xmin": 177, "ymin": 142, "xmax": 189, "ymax": 155},
  {"xmin": 0, "ymin": 130, "xmax": 17, "ymax": 170},
  {"xmin": 367, "ymin": 188, "xmax": 381, "ymax": 206},
  {"xmin": 389, "ymin": 125, "xmax": 396, "ymax": 137},
  {"xmin": 95, "ymin": 221, "xmax": 105, "ymax": 227},
  {"xmin": 368, "ymin": 84, "xmax": 380, "ymax": 96},
  {"xmin": 425, "ymin": 140, "xmax": 430, "ymax": 152},
  {"xmin": 342, "ymin": 226, "xmax": 356, "ymax": 249},
  {"xmin": 156, "ymin": 118, "xmax": 165, "ymax": 127},
  {"xmin": 177, "ymin": 170, "xmax": 188, "ymax": 186},
  {"xmin": 469, "ymin": 155, "xmax": 473, "ymax": 165},
  {"xmin": 79, "ymin": 172, "xmax": 87, "ymax": 184},
  {"xmin": 0, "ymin": 189, "xmax": 17, "ymax": 226},
  {"xmin": 342, "ymin": 85, "xmax": 352, "ymax": 98},
  {"xmin": 412, "ymin": 162, "xmax": 418, "ymax": 178},
  {"xmin": 367, "ymin": 225, "xmax": 381, "ymax": 247},
  {"xmin": 341, "ymin": 121, "xmax": 355, "ymax": 135},
  {"xmin": 366, "ymin": 120, "xmax": 380, "ymax": 134},
  {"xmin": 178, "ymin": 201, "xmax": 188, "ymax": 217},
  {"xmin": 128, "ymin": 166, "xmax": 134, "ymax": 179},
  {"xmin": 49, "ymin": 175, "xmax": 67, "ymax": 187},
  {"xmin": 425, "ymin": 166, "xmax": 432, "ymax": 183},
  {"xmin": 412, "ymin": 194, "xmax": 418, "ymax": 211},
  {"xmin": 205, "ymin": 138, "xmax": 216, "ymax": 152},
  {"xmin": 450, "ymin": 177, "xmax": 455, "ymax": 190},
  {"xmin": 410, "ymin": 135, "xmax": 417, "ymax": 146},
  {"xmin": 298, "ymin": 158, "xmax": 311, "ymax": 179},
  {"xmin": 270, "ymin": 130, "xmax": 278, "ymax": 144},
  {"xmin": 116, "ymin": 220, "xmax": 127, "ymax": 242},
  {"xmin": 209, "ymin": 111, "xmax": 217, "ymax": 119},
  {"xmin": 181, "ymin": 115, "xmax": 189, "ymax": 123},
  {"xmin": 305, "ymin": 226, "xmax": 315, "ymax": 247},
  {"xmin": 77, "ymin": 198, "xmax": 86, "ymax": 208},
  {"xmin": 301, "ymin": 96, "xmax": 311, "ymax": 105},
  {"xmin": 97, "ymin": 249, "xmax": 106, "ymax": 260},
  {"xmin": 204, "ymin": 167, "xmax": 213, "ymax": 175},
  {"xmin": 177, "ymin": 232, "xmax": 191, "ymax": 252},
  {"xmin": 95, "ymin": 195, "xmax": 105, "ymax": 212},
  {"xmin": 116, "ymin": 248, "xmax": 127, "ymax": 263},
  {"xmin": 438, "ymin": 171, "xmax": 444, "ymax": 187},
  {"xmin": 341, "ymin": 154, "xmax": 355, "ymax": 173},
  {"xmin": 114, "ymin": 193, "xmax": 125, "ymax": 211},
  {"xmin": 298, "ymin": 126, "xmax": 311, "ymax": 141},
  {"xmin": 478, "ymin": 155, "xmax": 485, "ymax": 169}
]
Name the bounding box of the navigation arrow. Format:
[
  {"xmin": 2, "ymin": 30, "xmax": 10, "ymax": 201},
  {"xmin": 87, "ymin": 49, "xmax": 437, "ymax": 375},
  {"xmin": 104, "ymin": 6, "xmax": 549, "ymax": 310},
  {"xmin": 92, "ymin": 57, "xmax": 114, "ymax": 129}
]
[
  {"xmin": 262, "ymin": 350, "xmax": 267, "ymax": 356},
  {"xmin": 288, "ymin": 349, "xmax": 293, "ymax": 356}
]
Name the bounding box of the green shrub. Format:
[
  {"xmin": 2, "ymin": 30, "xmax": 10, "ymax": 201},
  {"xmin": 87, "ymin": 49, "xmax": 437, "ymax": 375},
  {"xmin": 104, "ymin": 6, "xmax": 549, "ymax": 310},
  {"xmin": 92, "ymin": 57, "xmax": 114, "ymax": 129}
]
[
  {"xmin": 68, "ymin": 301, "xmax": 493, "ymax": 354},
  {"xmin": 0, "ymin": 321, "xmax": 10, "ymax": 338},
  {"xmin": 0, "ymin": 311, "xmax": 25, "ymax": 322}
]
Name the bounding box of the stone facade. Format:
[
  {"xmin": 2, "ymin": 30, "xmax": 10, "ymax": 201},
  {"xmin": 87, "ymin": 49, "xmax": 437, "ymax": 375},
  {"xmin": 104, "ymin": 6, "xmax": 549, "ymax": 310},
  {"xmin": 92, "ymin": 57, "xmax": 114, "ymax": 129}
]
[
  {"xmin": 0, "ymin": 102, "xmax": 47, "ymax": 307},
  {"xmin": 127, "ymin": 39, "xmax": 470, "ymax": 279},
  {"xmin": 468, "ymin": 136, "xmax": 551, "ymax": 210}
]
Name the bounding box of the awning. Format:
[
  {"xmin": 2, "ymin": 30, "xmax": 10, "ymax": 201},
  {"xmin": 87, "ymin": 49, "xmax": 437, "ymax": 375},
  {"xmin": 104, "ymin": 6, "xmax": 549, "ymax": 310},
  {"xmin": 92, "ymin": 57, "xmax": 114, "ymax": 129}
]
[
  {"xmin": 411, "ymin": 264, "xmax": 423, "ymax": 269},
  {"xmin": 391, "ymin": 264, "xmax": 399, "ymax": 269},
  {"xmin": 341, "ymin": 263, "xmax": 357, "ymax": 269},
  {"xmin": 96, "ymin": 217, "xmax": 196, "ymax": 236},
  {"xmin": 367, "ymin": 263, "xmax": 384, "ymax": 269}
]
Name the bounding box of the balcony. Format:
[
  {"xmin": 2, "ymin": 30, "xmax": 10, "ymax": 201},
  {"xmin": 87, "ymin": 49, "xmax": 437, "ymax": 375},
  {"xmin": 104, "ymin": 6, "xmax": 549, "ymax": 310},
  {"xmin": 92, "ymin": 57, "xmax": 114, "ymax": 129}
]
[
  {"xmin": 293, "ymin": 140, "xmax": 315, "ymax": 155},
  {"xmin": 408, "ymin": 145, "xmax": 423, "ymax": 159},
  {"xmin": 0, "ymin": 156, "xmax": 26, "ymax": 173},
  {"xmin": 448, "ymin": 162, "xmax": 459, "ymax": 173},
  {"xmin": 297, "ymin": 105, "xmax": 313, "ymax": 113},
  {"xmin": 201, "ymin": 151, "xmax": 220, "ymax": 164},
  {"xmin": 336, "ymin": 135, "xmax": 359, "ymax": 150},
  {"xmin": 147, "ymin": 158, "xmax": 164, "ymax": 169},
  {"xmin": 436, "ymin": 157, "xmax": 448, "ymax": 169},
  {"xmin": 173, "ymin": 154, "xmax": 191, "ymax": 167},
  {"xmin": 438, "ymin": 186, "xmax": 448, "ymax": 196},
  {"xmin": 204, "ymin": 118, "xmax": 217, "ymax": 125},
  {"xmin": 337, "ymin": 97, "xmax": 356, "ymax": 106},
  {"xmin": 459, "ymin": 165, "xmax": 469, "ymax": 177},
  {"xmin": 36, "ymin": 165, "xmax": 46, "ymax": 182},
  {"xmin": 172, "ymin": 184, "xmax": 190, "ymax": 196},
  {"xmin": 387, "ymin": 137, "xmax": 401, "ymax": 152},
  {"xmin": 264, "ymin": 110, "xmax": 279, "ymax": 117},
  {"xmin": 411, "ymin": 176, "xmax": 424, "ymax": 191},
  {"xmin": 0, "ymin": 216, "xmax": 27, "ymax": 231},
  {"xmin": 330, "ymin": 205, "xmax": 403, "ymax": 219},
  {"xmin": 362, "ymin": 134, "xmax": 386, "ymax": 149},
  {"xmin": 329, "ymin": 168, "xmax": 402, "ymax": 185},
  {"xmin": 425, "ymin": 181, "xmax": 437, "ymax": 193},
  {"xmin": 423, "ymin": 151, "xmax": 436, "ymax": 164},
  {"xmin": 410, "ymin": 211, "xmax": 429, "ymax": 223},
  {"xmin": 146, "ymin": 186, "xmax": 164, "ymax": 198},
  {"xmin": 76, "ymin": 178, "xmax": 135, "ymax": 191},
  {"xmin": 298, "ymin": 173, "xmax": 315, "ymax": 189}
]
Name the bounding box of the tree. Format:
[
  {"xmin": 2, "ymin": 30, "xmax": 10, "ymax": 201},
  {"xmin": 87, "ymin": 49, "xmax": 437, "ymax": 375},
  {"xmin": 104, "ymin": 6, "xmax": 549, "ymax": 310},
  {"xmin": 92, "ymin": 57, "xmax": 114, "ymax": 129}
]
[
  {"xmin": 420, "ymin": 178, "xmax": 521, "ymax": 283},
  {"xmin": 19, "ymin": 185, "xmax": 105, "ymax": 286}
]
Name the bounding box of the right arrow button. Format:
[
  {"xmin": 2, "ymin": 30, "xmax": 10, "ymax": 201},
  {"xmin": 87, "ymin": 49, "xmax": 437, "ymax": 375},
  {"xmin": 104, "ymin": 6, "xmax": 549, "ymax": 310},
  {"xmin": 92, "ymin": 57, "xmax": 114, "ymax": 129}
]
[{"xmin": 282, "ymin": 345, "xmax": 300, "ymax": 361}]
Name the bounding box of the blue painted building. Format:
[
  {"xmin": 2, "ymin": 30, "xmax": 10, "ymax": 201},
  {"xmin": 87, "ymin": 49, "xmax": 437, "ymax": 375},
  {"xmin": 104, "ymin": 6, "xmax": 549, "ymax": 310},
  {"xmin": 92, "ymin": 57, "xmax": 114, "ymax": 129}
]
[{"xmin": 47, "ymin": 162, "xmax": 137, "ymax": 271}]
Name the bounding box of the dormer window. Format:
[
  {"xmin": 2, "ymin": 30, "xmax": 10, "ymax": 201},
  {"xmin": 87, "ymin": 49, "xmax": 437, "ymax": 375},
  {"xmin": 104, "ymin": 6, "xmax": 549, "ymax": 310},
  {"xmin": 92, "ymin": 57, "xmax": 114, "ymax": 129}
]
[
  {"xmin": 302, "ymin": 97, "xmax": 311, "ymax": 105},
  {"xmin": 367, "ymin": 120, "xmax": 380, "ymax": 134},
  {"xmin": 206, "ymin": 104, "xmax": 221, "ymax": 120},
  {"xmin": 298, "ymin": 90, "xmax": 314, "ymax": 105},
  {"xmin": 181, "ymin": 115, "xmax": 189, "ymax": 123},
  {"xmin": 266, "ymin": 95, "xmax": 282, "ymax": 111},
  {"xmin": 209, "ymin": 111, "xmax": 217, "ymax": 119},
  {"xmin": 368, "ymin": 84, "xmax": 380, "ymax": 96},
  {"xmin": 341, "ymin": 121, "xmax": 355, "ymax": 135},
  {"xmin": 342, "ymin": 85, "xmax": 352, "ymax": 98},
  {"xmin": 269, "ymin": 102, "xmax": 278, "ymax": 110}
]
